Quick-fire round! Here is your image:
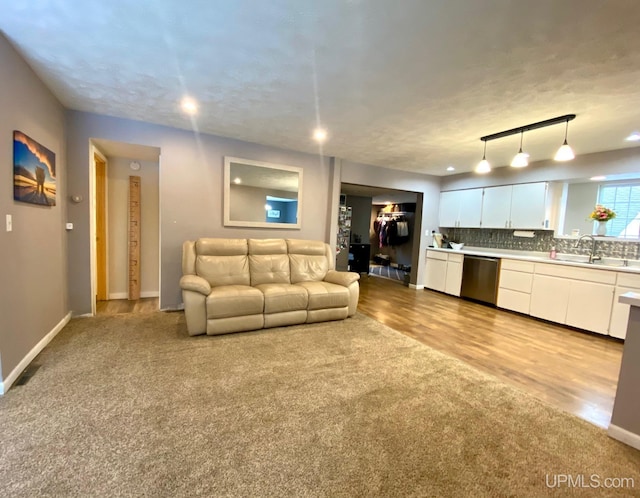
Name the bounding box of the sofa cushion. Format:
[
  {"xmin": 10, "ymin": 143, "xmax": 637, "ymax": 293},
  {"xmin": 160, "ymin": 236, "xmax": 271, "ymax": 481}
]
[
  {"xmin": 295, "ymin": 281, "xmax": 349, "ymax": 310},
  {"xmin": 249, "ymin": 238, "xmax": 290, "ymax": 285},
  {"xmin": 287, "ymin": 240, "xmax": 329, "ymax": 283},
  {"xmin": 195, "ymin": 239, "xmax": 250, "ymax": 287},
  {"xmin": 206, "ymin": 285, "xmax": 264, "ymax": 319},
  {"xmin": 255, "ymin": 283, "xmax": 308, "ymax": 313}
]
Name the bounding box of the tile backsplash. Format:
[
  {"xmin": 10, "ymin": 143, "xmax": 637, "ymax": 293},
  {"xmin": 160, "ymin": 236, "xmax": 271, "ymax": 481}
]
[{"xmin": 442, "ymin": 228, "xmax": 640, "ymax": 260}]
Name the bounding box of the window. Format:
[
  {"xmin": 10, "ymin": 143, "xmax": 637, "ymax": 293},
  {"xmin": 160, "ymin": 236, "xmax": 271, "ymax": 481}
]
[{"xmin": 598, "ymin": 183, "xmax": 640, "ymax": 238}]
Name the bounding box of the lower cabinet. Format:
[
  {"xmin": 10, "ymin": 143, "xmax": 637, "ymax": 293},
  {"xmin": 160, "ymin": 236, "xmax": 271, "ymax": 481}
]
[
  {"xmin": 530, "ymin": 274, "xmax": 571, "ymax": 324},
  {"xmin": 425, "ymin": 250, "xmax": 463, "ymax": 296},
  {"xmin": 444, "ymin": 259, "xmax": 463, "ymax": 296},
  {"xmin": 529, "ymin": 263, "xmax": 615, "ymax": 335},
  {"xmin": 497, "ymin": 259, "xmax": 534, "ymax": 314},
  {"xmin": 609, "ymin": 273, "xmax": 640, "ymax": 339}
]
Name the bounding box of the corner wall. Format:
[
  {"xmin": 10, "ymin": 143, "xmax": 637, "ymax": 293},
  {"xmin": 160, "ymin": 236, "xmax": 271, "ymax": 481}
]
[{"xmin": 0, "ymin": 34, "xmax": 68, "ymax": 388}]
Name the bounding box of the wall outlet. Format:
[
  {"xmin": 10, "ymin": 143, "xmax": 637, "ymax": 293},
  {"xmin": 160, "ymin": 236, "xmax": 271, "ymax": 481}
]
[
  {"xmin": 6, "ymin": 214, "xmax": 12, "ymax": 232},
  {"xmin": 65, "ymin": 222, "xmax": 74, "ymax": 230}
]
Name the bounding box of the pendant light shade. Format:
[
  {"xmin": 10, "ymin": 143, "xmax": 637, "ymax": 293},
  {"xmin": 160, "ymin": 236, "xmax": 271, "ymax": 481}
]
[
  {"xmin": 475, "ymin": 141, "xmax": 491, "ymax": 174},
  {"xmin": 510, "ymin": 131, "xmax": 529, "ymax": 168},
  {"xmin": 554, "ymin": 120, "xmax": 575, "ymax": 161}
]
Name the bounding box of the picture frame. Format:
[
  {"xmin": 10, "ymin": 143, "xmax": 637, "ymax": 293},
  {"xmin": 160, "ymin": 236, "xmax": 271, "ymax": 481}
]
[{"xmin": 13, "ymin": 130, "xmax": 56, "ymax": 206}]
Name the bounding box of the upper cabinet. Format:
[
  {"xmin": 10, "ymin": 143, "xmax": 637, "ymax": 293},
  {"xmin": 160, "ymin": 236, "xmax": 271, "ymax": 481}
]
[
  {"xmin": 439, "ymin": 182, "xmax": 558, "ymax": 230},
  {"xmin": 438, "ymin": 189, "xmax": 483, "ymax": 228}
]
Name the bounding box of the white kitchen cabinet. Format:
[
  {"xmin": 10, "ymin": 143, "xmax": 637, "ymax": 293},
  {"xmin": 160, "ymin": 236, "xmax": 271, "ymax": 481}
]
[
  {"xmin": 481, "ymin": 185, "xmax": 512, "ymax": 228},
  {"xmin": 480, "ymin": 182, "xmax": 552, "ymax": 229},
  {"xmin": 530, "ymin": 274, "xmax": 571, "ymax": 323},
  {"xmin": 425, "ymin": 251, "xmax": 448, "ymax": 292},
  {"xmin": 425, "ymin": 251, "xmax": 463, "ymax": 296},
  {"xmin": 565, "ymin": 281, "xmax": 614, "ymax": 335},
  {"xmin": 444, "ymin": 254, "xmax": 463, "ymax": 296},
  {"xmin": 438, "ymin": 189, "xmax": 483, "ymax": 228},
  {"xmin": 510, "ymin": 183, "xmax": 548, "ymax": 229},
  {"xmin": 530, "ymin": 263, "xmax": 615, "ymax": 335},
  {"xmin": 497, "ymin": 259, "xmax": 534, "ymax": 314},
  {"xmin": 609, "ymin": 273, "xmax": 640, "ymax": 339}
]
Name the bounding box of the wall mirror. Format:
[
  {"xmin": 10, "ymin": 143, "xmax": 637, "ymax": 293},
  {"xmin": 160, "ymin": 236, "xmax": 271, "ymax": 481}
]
[{"xmin": 224, "ymin": 157, "xmax": 302, "ymax": 229}]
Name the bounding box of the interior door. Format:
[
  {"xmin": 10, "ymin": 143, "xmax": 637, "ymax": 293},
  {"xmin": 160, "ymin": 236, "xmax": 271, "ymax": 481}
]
[{"xmin": 95, "ymin": 154, "xmax": 107, "ymax": 301}]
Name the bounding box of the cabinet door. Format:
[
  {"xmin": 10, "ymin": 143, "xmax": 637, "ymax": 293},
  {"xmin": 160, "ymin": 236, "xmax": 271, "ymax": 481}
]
[
  {"xmin": 497, "ymin": 288, "xmax": 531, "ymax": 314},
  {"xmin": 481, "ymin": 185, "xmax": 512, "ymax": 228},
  {"xmin": 457, "ymin": 189, "xmax": 483, "ymax": 228},
  {"xmin": 609, "ymin": 287, "xmax": 637, "ymax": 339},
  {"xmin": 566, "ymin": 281, "xmax": 614, "ymax": 335},
  {"xmin": 510, "ymin": 183, "xmax": 547, "ymax": 229},
  {"xmin": 530, "ymin": 274, "xmax": 570, "ymax": 323},
  {"xmin": 425, "ymin": 258, "xmax": 447, "ymax": 292},
  {"xmin": 444, "ymin": 261, "xmax": 462, "ymax": 296},
  {"xmin": 438, "ymin": 191, "xmax": 460, "ymax": 228}
]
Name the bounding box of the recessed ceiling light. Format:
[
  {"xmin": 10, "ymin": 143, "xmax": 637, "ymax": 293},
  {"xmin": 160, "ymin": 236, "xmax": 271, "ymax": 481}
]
[
  {"xmin": 233, "ymin": 177, "xmax": 242, "ymax": 184},
  {"xmin": 590, "ymin": 176, "xmax": 606, "ymax": 181},
  {"xmin": 313, "ymin": 128, "xmax": 327, "ymax": 143},
  {"xmin": 180, "ymin": 96, "xmax": 198, "ymax": 115},
  {"xmin": 446, "ymin": 166, "xmax": 455, "ymax": 172},
  {"xmin": 625, "ymin": 132, "xmax": 640, "ymax": 142}
]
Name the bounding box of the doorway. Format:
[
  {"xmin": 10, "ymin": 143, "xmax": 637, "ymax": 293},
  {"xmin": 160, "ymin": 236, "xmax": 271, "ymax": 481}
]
[
  {"xmin": 339, "ymin": 183, "xmax": 420, "ymax": 284},
  {"xmin": 90, "ymin": 139, "xmax": 161, "ymax": 315}
]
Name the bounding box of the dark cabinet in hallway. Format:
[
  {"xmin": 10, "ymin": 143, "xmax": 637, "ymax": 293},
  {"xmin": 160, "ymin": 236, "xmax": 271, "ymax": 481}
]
[{"xmin": 349, "ymin": 243, "xmax": 370, "ymax": 273}]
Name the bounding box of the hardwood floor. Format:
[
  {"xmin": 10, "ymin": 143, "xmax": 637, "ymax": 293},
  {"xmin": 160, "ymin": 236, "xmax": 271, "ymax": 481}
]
[
  {"xmin": 96, "ymin": 297, "xmax": 158, "ymax": 315},
  {"xmin": 358, "ymin": 275, "xmax": 624, "ymax": 429}
]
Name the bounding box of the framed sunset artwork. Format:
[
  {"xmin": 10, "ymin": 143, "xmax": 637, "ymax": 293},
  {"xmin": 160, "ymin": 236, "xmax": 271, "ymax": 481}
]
[{"xmin": 13, "ymin": 130, "xmax": 56, "ymax": 206}]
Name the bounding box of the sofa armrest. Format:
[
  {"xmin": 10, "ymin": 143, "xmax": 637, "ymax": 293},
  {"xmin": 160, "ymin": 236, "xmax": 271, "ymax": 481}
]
[
  {"xmin": 179, "ymin": 275, "xmax": 211, "ymax": 295},
  {"xmin": 324, "ymin": 270, "xmax": 360, "ymax": 287}
]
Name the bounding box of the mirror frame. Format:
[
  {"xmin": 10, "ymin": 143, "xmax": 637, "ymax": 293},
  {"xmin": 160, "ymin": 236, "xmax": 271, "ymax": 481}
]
[{"xmin": 223, "ymin": 156, "xmax": 303, "ymax": 229}]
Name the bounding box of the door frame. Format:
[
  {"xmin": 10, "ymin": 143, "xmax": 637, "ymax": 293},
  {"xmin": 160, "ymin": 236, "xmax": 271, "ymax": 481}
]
[{"xmin": 89, "ymin": 144, "xmax": 109, "ymax": 314}]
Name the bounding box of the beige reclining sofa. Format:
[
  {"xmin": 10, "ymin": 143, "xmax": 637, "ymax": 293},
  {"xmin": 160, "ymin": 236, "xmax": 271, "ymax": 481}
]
[{"xmin": 180, "ymin": 238, "xmax": 360, "ymax": 336}]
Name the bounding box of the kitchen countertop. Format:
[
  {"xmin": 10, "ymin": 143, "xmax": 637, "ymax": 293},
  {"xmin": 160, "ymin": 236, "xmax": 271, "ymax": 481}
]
[{"xmin": 427, "ymin": 246, "xmax": 640, "ymax": 274}]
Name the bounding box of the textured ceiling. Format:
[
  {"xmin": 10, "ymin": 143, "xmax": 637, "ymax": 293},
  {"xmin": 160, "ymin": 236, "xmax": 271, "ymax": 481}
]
[{"xmin": 2, "ymin": 0, "xmax": 640, "ymax": 176}]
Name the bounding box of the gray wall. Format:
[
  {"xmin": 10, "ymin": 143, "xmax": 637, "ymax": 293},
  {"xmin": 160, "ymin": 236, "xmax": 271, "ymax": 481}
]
[
  {"xmin": 346, "ymin": 195, "xmax": 372, "ymax": 244},
  {"xmin": 66, "ymin": 111, "xmax": 332, "ymax": 313},
  {"xmin": 563, "ymin": 182, "xmax": 599, "ymax": 237},
  {"xmin": 0, "ymin": 34, "xmax": 67, "ymax": 384}
]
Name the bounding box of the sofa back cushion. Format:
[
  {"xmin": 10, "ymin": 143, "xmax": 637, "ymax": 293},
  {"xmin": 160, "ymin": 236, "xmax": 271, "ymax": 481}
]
[
  {"xmin": 195, "ymin": 238, "xmax": 250, "ymax": 287},
  {"xmin": 248, "ymin": 239, "xmax": 291, "ymax": 285},
  {"xmin": 287, "ymin": 239, "xmax": 329, "ymax": 283}
]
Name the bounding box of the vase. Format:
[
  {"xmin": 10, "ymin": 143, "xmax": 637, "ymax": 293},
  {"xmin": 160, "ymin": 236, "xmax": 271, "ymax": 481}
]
[{"xmin": 596, "ymin": 220, "xmax": 608, "ymax": 236}]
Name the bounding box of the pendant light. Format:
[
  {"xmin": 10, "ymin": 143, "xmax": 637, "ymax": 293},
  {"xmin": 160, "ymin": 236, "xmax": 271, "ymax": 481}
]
[
  {"xmin": 510, "ymin": 131, "xmax": 529, "ymax": 168},
  {"xmin": 554, "ymin": 119, "xmax": 575, "ymax": 161},
  {"xmin": 475, "ymin": 140, "xmax": 491, "ymax": 174}
]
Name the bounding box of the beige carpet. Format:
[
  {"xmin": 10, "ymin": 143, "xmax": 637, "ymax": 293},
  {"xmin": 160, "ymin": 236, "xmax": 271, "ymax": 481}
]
[{"xmin": 1, "ymin": 312, "xmax": 639, "ymax": 497}]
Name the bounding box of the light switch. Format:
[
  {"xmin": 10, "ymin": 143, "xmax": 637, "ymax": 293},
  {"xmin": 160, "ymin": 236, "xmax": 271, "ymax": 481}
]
[
  {"xmin": 65, "ymin": 222, "xmax": 74, "ymax": 230},
  {"xmin": 6, "ymin": 214, "xmax": 12, "ymax": 232}
]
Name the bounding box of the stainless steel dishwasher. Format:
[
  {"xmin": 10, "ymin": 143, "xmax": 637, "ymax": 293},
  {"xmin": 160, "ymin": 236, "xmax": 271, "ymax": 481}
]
[{"xmin": 460, "ymin": 255, "xmax": 501, "ymax": 305}]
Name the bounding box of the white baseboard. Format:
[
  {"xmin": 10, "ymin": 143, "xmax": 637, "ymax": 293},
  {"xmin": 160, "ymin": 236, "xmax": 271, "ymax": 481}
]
[
  {"xmin": 608, "ymin": 424, "xmax": 640, "ymax": 451},
  {"xmin": 108, "ymin": 291, "xmax": 159, "ymax": 300},
  {"xmin": 408, "ymin": 284, "xmax": 425, "ymax": 290},
  {"xmin": 0, "ymin": 312, "xmax": 71, "ymax": 395}
]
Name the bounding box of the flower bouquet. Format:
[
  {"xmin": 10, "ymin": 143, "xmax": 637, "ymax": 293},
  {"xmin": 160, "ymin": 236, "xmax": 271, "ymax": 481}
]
[{"xmin": 589, "ymin": 204, "xmax": 616, "ymax": 222}]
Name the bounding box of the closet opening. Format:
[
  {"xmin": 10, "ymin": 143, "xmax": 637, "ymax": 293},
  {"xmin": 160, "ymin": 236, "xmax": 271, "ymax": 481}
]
[{"xmin": 338, "ymin": 183, "xmax": 419, "ymax": 285}]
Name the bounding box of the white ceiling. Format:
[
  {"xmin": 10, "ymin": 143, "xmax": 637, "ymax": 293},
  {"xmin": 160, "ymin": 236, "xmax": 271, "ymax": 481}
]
[{"xmin": 2, "ymin": 1, "xmax": 640, "ymax": 176}]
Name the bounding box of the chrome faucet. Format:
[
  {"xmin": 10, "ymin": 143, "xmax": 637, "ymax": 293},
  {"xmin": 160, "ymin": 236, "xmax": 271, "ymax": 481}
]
[{"xmin": 574, "ymin": 234, "xmax": 601, "ymax": 264}]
